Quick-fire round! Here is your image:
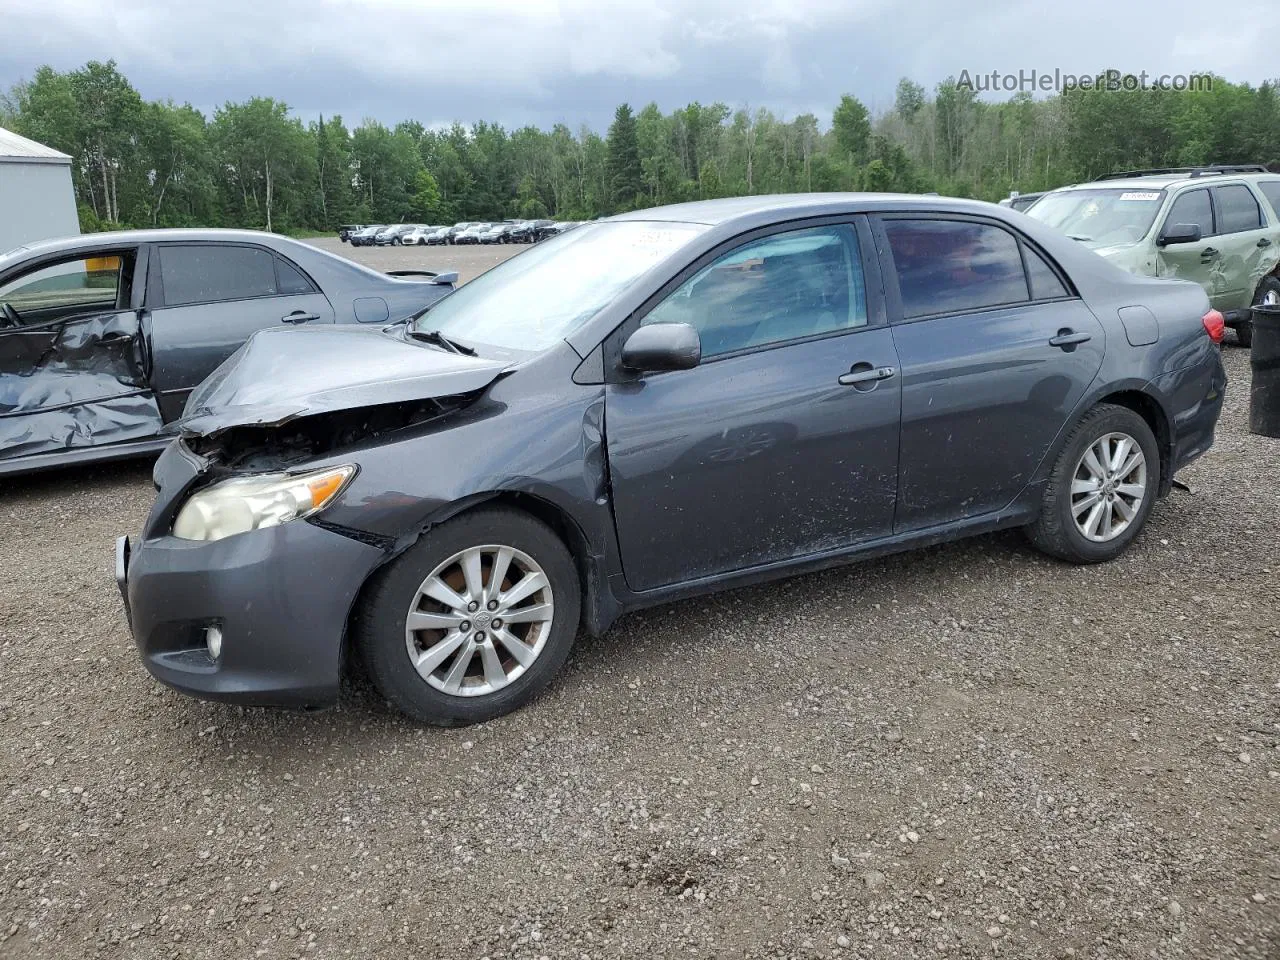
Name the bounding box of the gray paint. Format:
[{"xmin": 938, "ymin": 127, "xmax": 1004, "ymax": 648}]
[
  {"xmin": 0, "ymin": 160, "xmax": 79, "ymax": 252},
  {"xmin": 117, "ymin": 194, "xmax": 1229, "ymax": 710}
]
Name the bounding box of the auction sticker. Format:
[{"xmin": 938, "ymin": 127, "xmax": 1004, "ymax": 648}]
[{"xmin": 1119, "ymin": 192, "xmax": 1161, "ymax": 201}]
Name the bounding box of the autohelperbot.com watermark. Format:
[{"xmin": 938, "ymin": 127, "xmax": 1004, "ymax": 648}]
[{"xmin": 956, "ymin": 68, "xmax": 1213, "ymax": 94}]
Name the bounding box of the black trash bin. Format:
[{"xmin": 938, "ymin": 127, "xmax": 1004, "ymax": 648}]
[{"xmin": 1250, "ymin": 303, "xmax": 1280, "ymax": 438}]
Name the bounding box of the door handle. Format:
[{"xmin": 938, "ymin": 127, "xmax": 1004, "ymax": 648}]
[
  {"xmin": 281, "ymin": 311, "xmax": 321, "ymax": 324},
  {"xmin": 1049, "ymin": 329, "xmax": 1092, "ymax": 348},
  {"xmin": 838, "ymin": 364, "xmax": 896, "ymax": 386},
  {"xmin": 1258, "ymin": 238, "xmax": 1273, "ymax": 248},
  {"xmin": 1199, "ymin": 247, "xmax": 1219, "ymax": 258}
]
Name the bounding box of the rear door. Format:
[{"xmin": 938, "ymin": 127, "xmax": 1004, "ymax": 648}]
[
  {"xmin": 1208, "ymin": 183, "xmax": 1276, "ymax": 310},
  {"xmin": 0, "ymin": 247, "xmax": 165, "ymax": 460},
  {"xmin": 874, "ymin": 214, "xmax": 1105, "ymax": 533},
  {"xmin": 146, "ymin": 242, "xmax": 335, "ymax": 419},
  {"xmin": 1155, "ymin": 187, "xmax": 1224, "ymax": 307}
]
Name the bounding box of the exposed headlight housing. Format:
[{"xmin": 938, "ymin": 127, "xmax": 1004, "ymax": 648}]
[{"xmin": 172, "ymin": 465, "xmax": 356, "ymax": 542}]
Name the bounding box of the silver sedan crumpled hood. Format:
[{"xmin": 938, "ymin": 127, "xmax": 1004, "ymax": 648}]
[{"xmin": 178, "ymin": 325, "xmax": 510, "ymax": 436}]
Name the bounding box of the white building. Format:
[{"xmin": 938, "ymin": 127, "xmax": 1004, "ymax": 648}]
[{"xmin": 0, "ymin": 127, "xmax": 80, "ymax": 251}]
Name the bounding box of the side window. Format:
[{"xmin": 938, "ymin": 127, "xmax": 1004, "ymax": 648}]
[
  {"xmin": 1258, "ymin": 182, "xmax": 1280, "ymax": 221},
  {"xmin": 0, "ymin": 254, "xmax": 127, "ymax": 325},
  {"xmin": 1024, "ymin": 246, "xmax": 1069, "ymax": 300},
  {"xmin": 1214, "ymin": 185, "xmax": 1263, "ymax": 234},
  {"xmin": 1164, "ymin": 188, "xmax": 1214, "ymax": 238},
  {"xmin": 275, "ymin": 257, "xmax": 314, "ymax": 296},
  {"xmin": 883, "ymin": 219, "xmax": 1028, "ymax": 318},
  {"xmin": 642, "ymin": 224, "xmax": 867, "ymax": 358},
  {"xmin": 159, "ymin": 245, "xmax": 278, "ymax": 307}
]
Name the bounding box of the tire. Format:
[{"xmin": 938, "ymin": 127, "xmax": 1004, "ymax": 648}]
[
  {"xmin": 1243, "ymin": 276, "xmax": 1280, "ymax": 348},
  {"xmin": 1025, "ymin": 403, "xmax": 1160, "ymax": 564},
  {"xmin": 356, "ymin": 506, "xmax": 581, "ymax": 726}
]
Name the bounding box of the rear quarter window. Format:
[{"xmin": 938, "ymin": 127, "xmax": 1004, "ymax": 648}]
[{"xmin": 1257, "ymin": 181, "xmax": 1280, "ymax": 221}]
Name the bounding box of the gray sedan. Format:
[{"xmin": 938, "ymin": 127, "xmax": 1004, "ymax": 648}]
[
  {"xmin": 0, "ymin": 229, "xmax": 456, "ymax": 475},
  {"xmin": 118, "ymin": 194, "xmax": 1227, "ymax": 726}
]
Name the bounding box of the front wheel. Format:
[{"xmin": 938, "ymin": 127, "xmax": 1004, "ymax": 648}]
[
  {"xmin": 356, "ymin": 507, "xmax": 581, "ymax": 725},
  {"xmin": 1026, "ymin": 403, "xmax": 1160, "ymax": 564}
]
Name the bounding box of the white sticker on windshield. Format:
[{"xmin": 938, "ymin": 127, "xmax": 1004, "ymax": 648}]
[{"xmin": 1119, "ymin": 192, "xmax": 1161, "ymax": 201}]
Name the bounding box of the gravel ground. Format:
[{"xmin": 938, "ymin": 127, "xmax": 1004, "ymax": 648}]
[{"xmin": 1, "ymin": 291, "xmax": 1277, "ymax": 957}]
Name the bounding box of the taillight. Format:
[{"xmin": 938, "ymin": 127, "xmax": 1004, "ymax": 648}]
[{"xmin": 1202, "ymin": 309, "xmax": 1225, "ymax": 344}]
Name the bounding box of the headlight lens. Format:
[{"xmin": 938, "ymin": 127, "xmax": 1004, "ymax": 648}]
[{"xmin": 172, "ymin": 465, "xmax": 356, "ymax": 542}]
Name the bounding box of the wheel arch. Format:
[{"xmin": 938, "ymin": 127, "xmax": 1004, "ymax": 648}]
[
  {"xmin": 342, "ymin": 488, "xmax": 615, "ymax": 689},
  {"xmin": 1032, "ymin": 380, "xmax": 1176, "ymax": 499}
]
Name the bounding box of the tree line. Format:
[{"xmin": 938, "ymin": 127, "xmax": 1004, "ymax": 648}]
[{"xmin": 2, "ymin": 61, "xmax": 1278, "ymax": 234}]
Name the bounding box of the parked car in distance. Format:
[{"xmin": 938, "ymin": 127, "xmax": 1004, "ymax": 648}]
[
  {"xmin": 445, "ymin": 222, "xmax": 480, "ymax": 244},
  {"xmin": 453, "ymin": 223, "xmax": 491, "ymax": 245},
  {"xmin": 0, "ymin": 229, "xmax": 458, "ymax": 476},
  {"xmin": 349, "ymin": 225, "xmax": 384, "ymax": 247},
  {"xmin": 424, "ymin": 226, "xmax": 453, "ymax": 245},
  {"xmin": 401, "ymin": 225, "xmax": 443, "ymax": 246},
  {"xmin": 506, "ymin": 220, "xmax": 539, "ymax": 243},
  {"xmin": 528, "ymin": 220, "xmax": 559, "ymax": 242},
  {"xmin": 479, "ymin": 223, "xmax": 509, "ymax": 244},
  {"xmin": 375, "ymin": 224, "xmax": 418, "ymax": 246},
  {"xmin": 1026, "ymin": 165, "xmax": 1280, "ymax": 345},
  {"xmin": 118, "ymin": 194, "xmax": 1226, "ymax": 727},
  {"xmin": 337, "ymin": 224, "xmax": 363, "ymax": 243},
  {"xmin": 999, "ymin": 192, "xmax": 1045, "ymax": 212}
]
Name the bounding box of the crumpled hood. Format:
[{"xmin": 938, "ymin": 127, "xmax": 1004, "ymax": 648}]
[{"xmin": 179, "ymin": 325, "xmax": 510, "ymax": 436}]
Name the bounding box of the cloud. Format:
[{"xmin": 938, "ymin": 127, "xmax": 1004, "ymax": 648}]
[{"xmin": 0, "ymin": 0, "xmax": 1273, "ymax": 133}]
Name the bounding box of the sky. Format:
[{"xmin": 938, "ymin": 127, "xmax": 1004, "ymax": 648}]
[{"xmin": 0, "ymin": 0, "xmax": 1275, "ymax": 133}]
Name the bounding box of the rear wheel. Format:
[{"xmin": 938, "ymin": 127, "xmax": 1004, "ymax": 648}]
[
  {"xmin": 356, "ymin": 507, "xmax": 581, "ymax": 725},
  {"xmin": 1026, "ymin": 403, "xmax": 1159, "ymax": 564}
]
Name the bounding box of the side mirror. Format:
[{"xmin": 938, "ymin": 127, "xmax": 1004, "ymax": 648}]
[
  {"xmin": 621, "ymin": 323, "xmax": 701, "ymax": 373},
  {"xmin": 1157, "ymin": 222, "xmax": 1202, "ymax": 247}
]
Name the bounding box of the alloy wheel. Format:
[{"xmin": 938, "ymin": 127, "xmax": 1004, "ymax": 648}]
[
  {"xmin": 1070, "ymin": 432, "xmax": 1147, "ymax": 542},
  {"xmin": 404, "ymin": 544, "xmax": 554, "ymax": 697}
]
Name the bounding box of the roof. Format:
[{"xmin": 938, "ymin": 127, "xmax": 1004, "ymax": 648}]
[
  {"xmin": 1055, "ymin": 171, "xmax": 1280, "ymax": 193},
  {"xmin": 608, "ymin": 192, "xmax": 1002, "ymax": 226},
  {"xmin": 0, "ymin": 127, "xmax": 73, "ymax": 165},
  {"xmin": 1, "ymin": 228, "xmax": 287, "ymax": 265}
]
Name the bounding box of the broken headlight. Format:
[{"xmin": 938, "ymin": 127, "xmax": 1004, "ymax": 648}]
[{"xmin": 172, "ymin": 465, "xmax": 356, "ymax": 542}]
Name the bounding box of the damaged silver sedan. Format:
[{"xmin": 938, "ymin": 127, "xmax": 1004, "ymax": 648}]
[{"xmin": 0, "ymin": 229, "xmax": 456, "ymax": 475}]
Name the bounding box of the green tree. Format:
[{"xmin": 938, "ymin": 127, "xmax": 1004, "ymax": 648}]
[
  {"xmin": 832, "ymin": 94, "xmax": 872, "ymax": 174},
  {"xmin": 606, "ymin": 103, "xmax": 643, "ymax": 211},
  {"xmin": 409, "ymin": 168, "xmax": 444, "ymax": 222}
]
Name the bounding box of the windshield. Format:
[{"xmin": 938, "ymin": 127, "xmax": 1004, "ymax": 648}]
[
  {"xmin": 410, "ymin": 220, "xmax": 707, "ymax": 351},
  {"xmin": 1027, "ymin": 188, "xmax": 1166, "ymax": 245}
]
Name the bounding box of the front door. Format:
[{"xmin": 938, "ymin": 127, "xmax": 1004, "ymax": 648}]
[
  {"xmin": 605, "ymin": 221, "xmax": 901, "ymax": 592},
  {"xmin": 876, "ymin": 215, "xmax": 1106, "ymax": 532},
  {"xmin": 146, "ymin": 243, "xmax": 335, "ymax": 419},
  {"xmin": 0, "ymin": 249, "xmax": 164, "ymax": 461}
]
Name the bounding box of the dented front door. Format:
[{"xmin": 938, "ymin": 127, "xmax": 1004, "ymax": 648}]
[{"xmin": 0, "ymin": 308, "xmax": 164, "ymax": 460}]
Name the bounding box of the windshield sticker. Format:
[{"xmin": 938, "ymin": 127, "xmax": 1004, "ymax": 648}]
[{"xmin": 1119, "ymin": 192, "xmax": 1161, "ymax": 201}]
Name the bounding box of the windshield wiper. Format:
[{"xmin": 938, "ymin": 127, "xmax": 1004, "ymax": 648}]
[{"xmin": 406, "ymin": 328, "xmax": 477, "ymax": 356}]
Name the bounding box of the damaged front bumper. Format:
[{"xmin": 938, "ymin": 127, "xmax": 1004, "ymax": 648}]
[{"xmin": 117, "ymin": 444, "xmax": 386, "ymax": 708}]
